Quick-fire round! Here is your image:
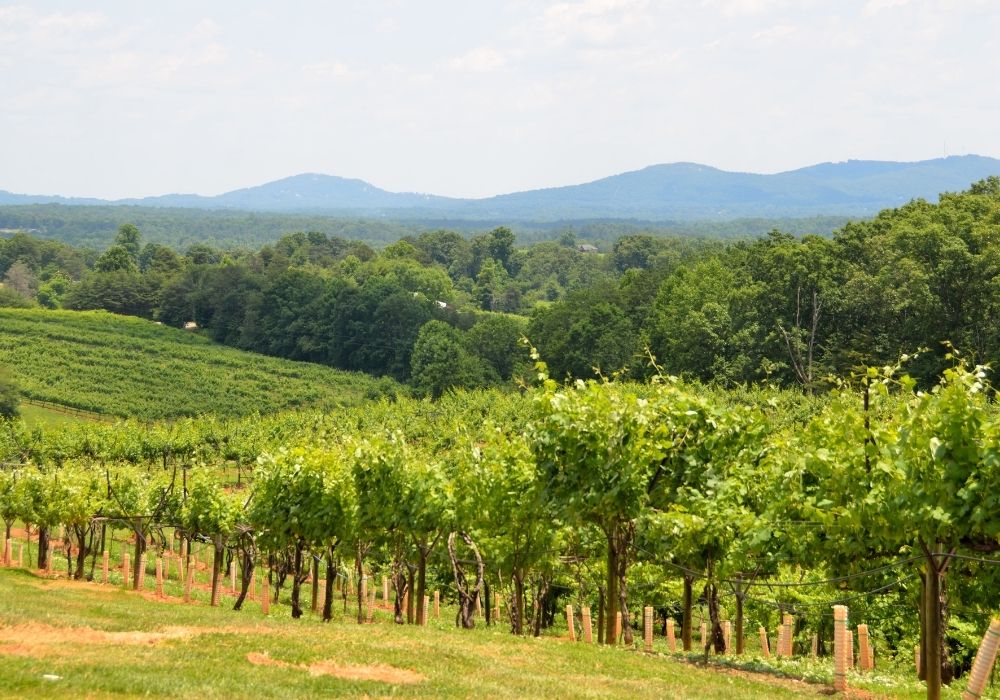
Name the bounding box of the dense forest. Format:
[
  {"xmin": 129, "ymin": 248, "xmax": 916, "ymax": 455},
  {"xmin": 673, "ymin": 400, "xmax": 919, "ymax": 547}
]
[
  {"xmin": 1, "ymin": 177, "xmax": 999, "ymax": 395},
  {"xmin": 0, "ymin": 202, "xmax": 850, "ymax": 250}
]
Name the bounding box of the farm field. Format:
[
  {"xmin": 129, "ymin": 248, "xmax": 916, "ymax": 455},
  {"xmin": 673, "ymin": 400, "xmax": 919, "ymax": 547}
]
[
  {"xmin": 0, "ymin": 565, "xmax": 940, "ymax": 700},
  {"xmin": 0, "ymin": 308, "xmax": 398, "ymax": 419}
]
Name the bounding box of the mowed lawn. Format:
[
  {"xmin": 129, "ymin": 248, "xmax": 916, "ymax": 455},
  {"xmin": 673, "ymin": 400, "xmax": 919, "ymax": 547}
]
[{"xmin": 0, "ymin": 568, "xmax": 845, "ymax": 700}]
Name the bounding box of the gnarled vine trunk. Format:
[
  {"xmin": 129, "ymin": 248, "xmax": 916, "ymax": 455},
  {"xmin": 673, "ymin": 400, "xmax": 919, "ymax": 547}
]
[{"xmin": 447, "ymin": 531, "xmax": 483, "ymax": 629}]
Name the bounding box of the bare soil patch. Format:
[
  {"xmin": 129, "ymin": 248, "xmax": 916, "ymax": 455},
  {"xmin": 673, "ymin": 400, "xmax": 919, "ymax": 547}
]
[
  {"xmin": 0, "ymin": 622, "xmax": 254, "ymax": 657},
  {"xmin": 246, "ymin": 651, "xmax": 426, "ymax": 684}
]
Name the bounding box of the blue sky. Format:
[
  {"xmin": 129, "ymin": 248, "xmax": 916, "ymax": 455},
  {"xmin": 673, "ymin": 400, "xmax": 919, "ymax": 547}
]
[{"xmin": 1, "ymin": 0, "xmax": 997, "ymax": 199}]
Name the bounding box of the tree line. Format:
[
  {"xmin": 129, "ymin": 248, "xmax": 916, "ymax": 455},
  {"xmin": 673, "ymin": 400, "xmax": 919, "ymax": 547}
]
[{"xmin": 2, "ymin": 178, "xmax": 1000, "ymax": 396}]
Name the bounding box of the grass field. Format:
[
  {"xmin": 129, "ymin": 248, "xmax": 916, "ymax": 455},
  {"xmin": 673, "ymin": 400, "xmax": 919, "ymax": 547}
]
[
  {"xmin": 16, "ymin": 402, "xmax": 99, "ymax": 429},
  {"xmin": 0, "ymin": 308, "xmax": 399, "ymax": 419},
  {"xmin": 0, "ymin": 556, "xmax": 964, "ymax": 700}
]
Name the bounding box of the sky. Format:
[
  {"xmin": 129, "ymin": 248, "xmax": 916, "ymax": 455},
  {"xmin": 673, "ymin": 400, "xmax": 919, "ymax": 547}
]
[{"xmin": 1, "ymin": 0, "xmax": 998, "ymax": 199}]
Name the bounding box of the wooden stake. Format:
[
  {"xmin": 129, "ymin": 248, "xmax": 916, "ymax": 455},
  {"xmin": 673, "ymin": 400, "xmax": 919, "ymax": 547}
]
[
  {"xmin": 700, "ymin": 622, "xmax": 708, "ymax": 650},
  {"xmin": 643, "ymin": 606, "xmax": 653, "ymax": 652},
  {"xmin": 776, "ymin": 626, "xmax": 784, "ymax": 658},
  {"xmin": 915, "ymin": 645, "xmax": 921, "ymax": 675},
  {"xmin": 962, "ymin": 619, "xmax": 1000, "ymax": 700},
  {"xmin": 155, "ymin": 557, "xmax": 164, "ymax": 598},
  {"xmin": 137, "ymin": 553, "xmax": 147, "ymax": 591},
  {"xmin": 759, "ymin": 626, "xmax": 770, "ymax": 658},
  {"xmin": 102, "ymin": 550, "xmax": 109, "ymax": 584},
  {"xmin": 122, "ymin": 552, "xmax": 130, "ymax": 588},
  {"xmin": 3, "ymin": 537, "xmax": 10, "ymax": 566},
  {"xmin": 249, "ymin": 567, "xmax": 256, "ymax": 601},
  {"xmin": 614, "ymin": 612, "xmax": 622, "ymax": 645},
  {"xmin": 811, "ymin": 633, "xmax": 818, "ymax": 658},
  {"xmin": 782, "ymin": 613, "xmax": 793, "ymax": 656},
  {"xmin": 567, "ymin": 604, "xmax": 576, "ymax": 641},
  {"xmin": 229, "ymin": 560, "xmax": 236, "ymax": 594},
  {"xmin": 667, "ymin": 618, "xmax": 677, "ymax": 652},
  {"xmin": 723, "ymin": 620, "xmax": 731, "ymax": 654},
  {"xmin": 833, "ymin": 605, "xmax": 848, "ymax": 693},
  {"xmin": 261, "ymin": 572, "xmax": 270, "ymax": 615},
  {"xmin": 434, "ymin": 590, "xmax": 440, "ymax": 618},
  {"xmin": 183, "ymin": 561, "xmax": 194, "ymax": 603},
  {"xmin": 582, "ymin": 606, "xmax": 593, "ymax": 643},
  {"xmin": 179, "ymin": 539, "xmax": 187, "ymax": 582},
  {"xmin": 17, "ymin": 541, "xmax": 23, "ymax": 568},
  {"xmin": 382, "ymin": 575, "xmax": 389, "ymax": 603},
  {"xmin": 857, "ymin": 624, "xmax": 871, "ymax": 671},
  {"xmin": 422, "ymin": 595, "xmax": 429, "ymax": 626},
  {"xmin": 846, "ymin": 629, "xmax": 854, "ymax": 669},
  {"xmin": 367, "ymin": 588, "xmax": 376, "ymax": 623}
]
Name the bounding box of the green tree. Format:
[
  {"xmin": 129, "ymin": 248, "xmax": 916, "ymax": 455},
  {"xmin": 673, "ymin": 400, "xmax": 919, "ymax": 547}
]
[
  {"xmin": 410, "ymin": 321, "xmax": 490, "ymax": 398},
  {"xmin": 94, "ymin": 245, "xmax": 139, "ymax": 274},
  {"xmin": 114, "ymin": 223, "xmax": 142, "ymax": 260}
]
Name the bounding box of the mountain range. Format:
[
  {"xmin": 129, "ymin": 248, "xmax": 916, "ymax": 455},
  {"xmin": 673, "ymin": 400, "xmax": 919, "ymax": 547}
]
[{"xmin": 2, "ymin": 155, "xmax": 997, "ymax": 221}]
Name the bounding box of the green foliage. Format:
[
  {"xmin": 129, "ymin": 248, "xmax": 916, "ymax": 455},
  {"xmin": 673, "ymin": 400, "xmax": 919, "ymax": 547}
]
[{"xmin": 0, "ymin": 366, "xmax": 18, "ymax": 419}]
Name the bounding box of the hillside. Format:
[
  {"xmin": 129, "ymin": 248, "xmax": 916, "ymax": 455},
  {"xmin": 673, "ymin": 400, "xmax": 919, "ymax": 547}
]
[
  {"xmin": 1, "ymin": 155, "xmax": 997, "ymax": 221},
  {"xmin": 0, "ymin": 308, "xmax": 398, "ymax": 419}
]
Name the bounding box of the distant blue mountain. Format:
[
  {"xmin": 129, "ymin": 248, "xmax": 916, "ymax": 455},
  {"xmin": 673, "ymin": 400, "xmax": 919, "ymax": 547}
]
[{"xmin": 1, "ymin": 156, "xmax": 997, "ymax": 221}]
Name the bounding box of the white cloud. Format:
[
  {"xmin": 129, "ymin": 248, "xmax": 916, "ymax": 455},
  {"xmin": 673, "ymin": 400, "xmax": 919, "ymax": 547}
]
[
  {"xmin": 449, "ymin": 46, "xmax": 507, "ymax": 72},
  {"xmin": 752, "ymin": 23, "xmax": 796, "ymax": 41},
  {"xmin": 863, "ymin": 0, "xmax": 912, "ymax": 16}
]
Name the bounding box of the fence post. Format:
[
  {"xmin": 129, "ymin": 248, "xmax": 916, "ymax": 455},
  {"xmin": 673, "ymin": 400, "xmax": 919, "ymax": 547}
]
[
  {"xmin": 783, "ymin": 614, "xmax": 793, "ymax": 656},
  {"xmin": 229, "ymin": 561, "xmax": 236, "ymax": 594},
  {"xmin": 644, "ymin": 607, "xmax": 653, "ymax": 652},
  {"xmin": 17, "ymin": 541, "xmax": 23, "ymax": 568},
  {"xmin": 846, "ymin": 629, "xmax": 854, "ymax": 669},
  {"xmin": 857, "ymin": 624, "xmax": 871, "ymax": 671},
  {"xmin": 614, "ymin": 612, "xmax": 622, "ymax": 645},
  {"xmin": 759, "ymin": 626, "xmax": 770, "ymax": 658},
  {"xmin": 122, "ymin": 552, "xmax": 130, "ymax": 588},
  {"xmin": 137, "ymin": 552, "xmax": 147, "ymax": 591},
  {"xmin": 179, "ymin": 539, "xmax": 187, "ymax": 582},
  {"xmin": 155, "ymin": 556, "xmax": 164, "ymax": 598},
  {"xmin": 434, "ymin": 590, "xmax": 440, "ymax": 618},
  {"xmin": 183, "ymin": 561, "xmax": 194, "ymax": 603},
  {"xmin": 667, "ymin": 618, "xmax": 677, "ymax": 652},
  {"xmin": 963, "ymin": 619, "xmax": 1000, "ymax": 700},
  {"xmin": 567, "ymin": 604, "xmax": 576, "ymax": 641},
  {"xmin": 383, "ymin": 575, "xmax": 389, "ymax": 604},
  {"xmin": 915, "ymin": 645, "xmax": 920, "ymax": 675},
  {"xmin": 582, "ymin": 606, "xmax": 593, "ymax": 643},
  {"xmin": 833, "ymin": 605, "xmax": 849, "ymax": 693},
  {"xmin": 262, "ymin": 571, "xmax": 270, "ymax": 615},
  {"xmin": 700, "ymin": 622, "xmax": 708, "ymax": 650},
  {"xmin": 421, "ymin": 595, "xmax": 428, "ymax": 626},
  {"xmin": 723, "ymin": 620, "xmax": 732, "ymax": 654},
  {"xmin": 102, "ymin": 550, "xmax": 109, "ymax": 584},
  {"xmin": 811, "ymin": 633, "xmax": 818, "ymax": 658}
]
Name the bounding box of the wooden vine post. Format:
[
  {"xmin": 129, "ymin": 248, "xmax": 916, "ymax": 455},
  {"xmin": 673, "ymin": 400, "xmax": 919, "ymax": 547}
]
[
  {"xmin": 857, "ymin": 624, "xmax": 871, "ymax": 671},
  {"xmin": 434, "ymin": 590, "xmax": 440, "ymax": 618},
  {"xmin": 782, "ymin": 614, "xmax": 793, "ymax": 656},
  {"xmin": 183, "ymin": 560, "xmax": 194, "ymax": 603},
  {"xmin": 643, "ymin": 606, "xmax": 653, "ymax": 652},
  {"xmin": 179, "ymin": 539, "xmax": 187, "ymax": 582},
  {"xmin": 421, "ymin": 595, "xmax": 428, "ymax": 626},
  {"xmin": 846, "ymin": 629, "xmax": 854, "ymax": 669},
  {"xmin": 582, "ymin": 607, "xmax": 593, "ymax": 643},
  {"xmin": 963, "ymin": 619, "xmax": 1000, "ymax": 700},
  {"xmin": 723, "ymin": 620, "xmax": 732, "ymax": 654},
  {"xmin": 383, "ymin": 575, "xmax": 389, "ymax": 604},
  {"xmin": 122, "ymin": 552, "xmax": 130, "ymax": 588},
  {"xmin": 3, "ymin": 537, "xmax": 10, "ymax": 566},
  {"xmin": 667, "ymin": 618, "xmax": 677, "ymax": 651},
  {"xmin": 229, "ymin": 561, "xmax": 236, "ymax": 594},
  {"xmin": 566, "ymin": 605, "xmax": 576, "ymax": 641},
  {"xmin": 833, "ymin": 605, "xmax": 848, "ymax": 693},
  {"xmin": 17, "ymin": 541, "xmax": 23, "ymax": 568},
  {"xmin": 700, "ymin": 622, "xmax": 708, "ymax": 650},
  {"xmin": 811, "ymin": 633, "xmax": 818, "ymax": 658},
  {"xmin": 614, "ymin": 612, "xmax": 622, "ymax": 645},
  {"xmin": 137, "ymin": 552, "xmax": 147, "ymax": 591},
  {"xmin": 759, "ymin": 626, "xmax": 770, "ymax": 658},
  {"xmin": 155, "ymin": 556, "xmax": 164, "ymax": 598},
  {"xmin": 102, "ymin": 550, "xmax": 109, "ymax": 584},
  {"xmin": 262, "ymin": 571, "xmax": 271, "ymax": 615}
]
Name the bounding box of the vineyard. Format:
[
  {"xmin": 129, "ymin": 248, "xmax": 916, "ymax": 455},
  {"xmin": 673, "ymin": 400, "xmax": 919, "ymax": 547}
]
[
  {"xmin": 0, "ymin": 308, "xmax": 399, "ymax": 418},
  {"xmin": 1, "ymin": 356, "xmax": 999, "ymax": 699}
]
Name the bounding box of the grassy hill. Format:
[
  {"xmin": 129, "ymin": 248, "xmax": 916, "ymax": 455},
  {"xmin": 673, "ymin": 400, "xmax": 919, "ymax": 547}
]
[
  {"xmin": 0, "ymin": 308, "xmax": 399, "ymax": 419},
  {"xmin": 0, "ymin": 566, "xmax": 931, "ymax": 699}
]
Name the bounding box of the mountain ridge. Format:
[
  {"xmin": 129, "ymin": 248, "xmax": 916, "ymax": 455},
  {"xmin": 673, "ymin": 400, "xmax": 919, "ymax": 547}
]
[{"xmin": 2, "ymin": 155, "xmax": 997, "ymax": 221}]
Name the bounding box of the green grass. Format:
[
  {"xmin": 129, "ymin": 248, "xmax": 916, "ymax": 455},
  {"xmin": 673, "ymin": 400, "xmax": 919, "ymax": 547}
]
[
  {"xmin": 0, "ymin": 308, "xmax": 400, "ymax": 419},
  {"xmin": 0, "ymin": 567, "xmax": 826, "ymax": 700},
  {"xmin": 0, "ymin": 559, "xmax": 962, "ymax": 700},
  {"xmin": 16, "ymin": 402, "xmax": 100, "ymax": 429}
]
